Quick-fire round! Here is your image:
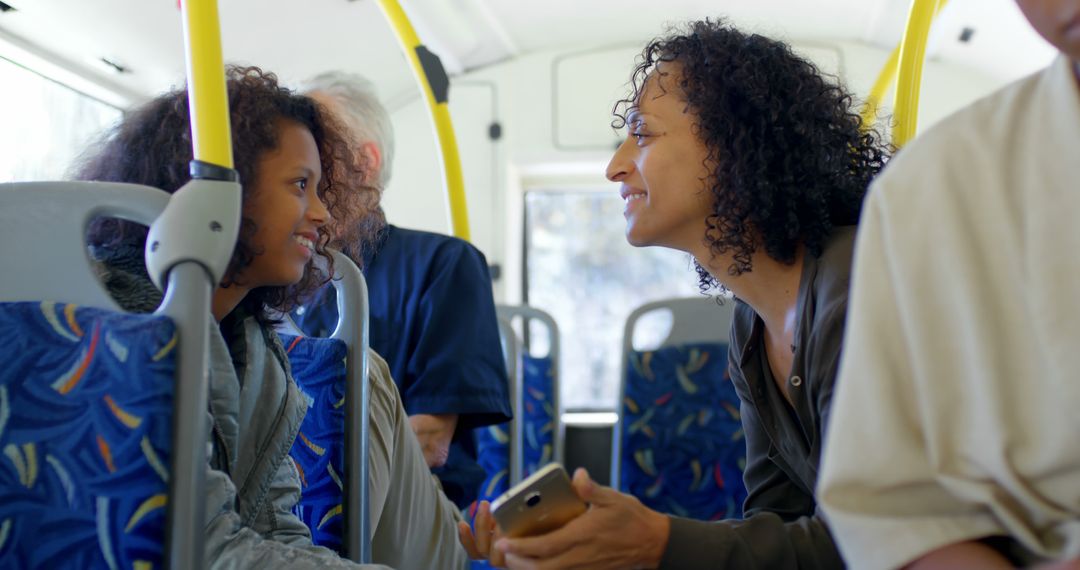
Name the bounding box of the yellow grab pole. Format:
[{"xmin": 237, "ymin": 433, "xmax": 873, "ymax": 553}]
[
  {"xmin": 376, "ymin": 0, "xmax": 471, "ymax": 242},
  {"xmin": 892, "ymin": 0, "xmax": 947, "ymax": 147},
  {"xmin": 860, "ymin": 45, "xmax": 900, "ymax": 128},
  {"xmin": 862, "ymin": 0, "xmax": 947, "ymax": 133},
  {"xmin": 180, "ymin": 0, "xmax": 233, "ymax": 169}
]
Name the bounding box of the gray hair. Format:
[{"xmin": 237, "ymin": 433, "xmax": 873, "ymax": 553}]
[{"xmin": 298, "ymin": 71, "xmax": 395, "ymax": 188}]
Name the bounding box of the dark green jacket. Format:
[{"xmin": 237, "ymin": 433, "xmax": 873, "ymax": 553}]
[{"xmin": 659, "ymin": 228, "xmax": 855, "ymax": 570}]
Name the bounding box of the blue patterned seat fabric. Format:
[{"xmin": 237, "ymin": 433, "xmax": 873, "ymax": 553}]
[
  {"xmin": 521, "ymin": 355, "xmax": 555, "ymax": 479},
  {"xmin": 0, "ymin": 302, "xmax": 176, "ymax": 570},
  {"xmin": 619, "ymin": 342, "xmax": 747, "ymax": 521},
  {"xmin": 467, "ymin": 355, "xmax": 555, "ymax": 569},
  {"xmin": 472, "ymin": 352, "xmax": 556, "ymax": 508},
  {"xmin": 281, "ymin": 334, "xmax": 349, "ymax": 555},
  {"xmin": 471, "ymin": 420, "xmax": 510, "ymax": 510}
]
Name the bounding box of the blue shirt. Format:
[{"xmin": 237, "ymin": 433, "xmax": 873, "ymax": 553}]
[{"xmin": 292, "ymin": 225, "xmax": 512, "ymax": 507}]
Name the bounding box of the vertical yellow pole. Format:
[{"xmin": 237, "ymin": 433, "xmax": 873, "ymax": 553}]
[
  {"xmin": 862, "ymin": 0, "xmax": 948, "ymax": 136},
  {"xmin": 376, "ymin": 0, "xmax": 471, "ymax": 242},
  {"xmin": 892, "ymin": 0, "xmax": 947, "ymax": 147},
  {"xmin": 179, "ymin": 0, "xmax": 233, "ymax": 169}
]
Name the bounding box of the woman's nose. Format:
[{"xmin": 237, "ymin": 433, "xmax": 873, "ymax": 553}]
[{"xmin": 606, "ymin": 138, "xmax": 634, "ymax": 182}]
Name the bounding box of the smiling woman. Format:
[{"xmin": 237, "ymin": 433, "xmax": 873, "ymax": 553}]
[
  {"xmin": 465, "ymin": 18, "xmax": 891, "ymax": 570},
  {"xmin": 608, "ymin": 66, "xmax": 715, "ymax": 253},
  {"xmin": 610, "ymin": 19, "xmax": 889, "ymax": 292}
]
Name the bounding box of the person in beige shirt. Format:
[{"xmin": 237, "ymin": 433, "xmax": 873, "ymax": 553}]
[{"xmin": 817, "ymin": 1, "xmax": 1080, "ymax": 568}]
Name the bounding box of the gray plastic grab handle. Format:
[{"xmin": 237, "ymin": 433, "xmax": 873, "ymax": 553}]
[{"xmin": 146, "ymin": 177, "xmax": 241, "ymax": 290}]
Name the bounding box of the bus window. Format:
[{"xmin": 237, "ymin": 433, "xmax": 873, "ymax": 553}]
[
  {"xmin": 0, "ymin": 56, "xmax": 121, "ymax": 182},
  {"xmin": 525, "ymin": 190, "xmax": 699, "ymax": 411}
]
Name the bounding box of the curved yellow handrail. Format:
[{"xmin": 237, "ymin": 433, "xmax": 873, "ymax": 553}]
[
  {"xmin": 179, "ymin": 0, "xmax": 233, "ymax": 168},
  {"xmin": 892, "ymin": 0, "xmax": 947, "ymax": 147},
  {"xmin": 376, "ymin": 0, "xmax": 471, "ymax": 242},
  {"xmin": 860, "ymin": 45, "xmax": 901, "ymax": 129},
  {"xmin": 861, "ymin": 0, "xmax": 948, "ymax": 136}
]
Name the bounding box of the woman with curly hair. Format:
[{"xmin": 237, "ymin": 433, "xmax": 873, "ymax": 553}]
[
  {"xmin": 472, "ymin": 19, "xmax": 888, "ymax": 570},
  {"xmin": 79, "ymin": 66, "xmax": 469, "ymax": 569}
]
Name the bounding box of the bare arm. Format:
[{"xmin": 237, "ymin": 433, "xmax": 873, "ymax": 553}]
[
  {"xmin": 409, "ymin": 413, "xmax": 458, "ymax": 468},
  {"xmin": 904, "ymin": 540, "xmax": 1012, "ymax": 569}
]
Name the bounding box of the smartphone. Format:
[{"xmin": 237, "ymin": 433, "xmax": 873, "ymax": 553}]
[{"xmin": 490, "ymin": 463, "xmax": 588, "ymax": 538}]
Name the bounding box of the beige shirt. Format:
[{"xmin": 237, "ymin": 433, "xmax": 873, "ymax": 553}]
[{"xmin": 817, "ymin": 55, "xmax": 1080, "ymax": 570}]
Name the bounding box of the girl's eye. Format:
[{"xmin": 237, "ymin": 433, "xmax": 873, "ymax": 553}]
[{"xmin": 294, "ymin": 178, "xmax": 308, "ymax": 192}]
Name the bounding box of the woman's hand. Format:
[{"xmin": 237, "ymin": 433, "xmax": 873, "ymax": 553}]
[
  {"xmin": 458, "ymin": 500, "xmax": 507, "ymax": 567},
  {"xmin": 495, "ymin": 468, "xmax": 671, "ymax": 570}
]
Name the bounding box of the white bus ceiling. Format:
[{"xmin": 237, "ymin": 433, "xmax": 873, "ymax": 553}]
[{"xmin": 0, "ymin": 0, "xmax": 1056, "ymax": 108}]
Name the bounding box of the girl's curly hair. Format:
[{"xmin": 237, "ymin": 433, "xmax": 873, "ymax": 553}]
[
  {"xmin": 78, "ymin": 65, "xmax": 381, "ymax": 321},
  {"xmin": 613, "ymin": 19, "xmax": 890, "ymax": 292}
]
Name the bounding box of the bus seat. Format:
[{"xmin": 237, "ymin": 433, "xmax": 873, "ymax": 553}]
[
  {"xmin": 280, "ymin": 250, "xmax": 371, "ymax": 563},
  {"xmin": 496, "ymin": 305, "xmax": 562, "ymax": 478},
  {"xmin": 281, "ymin": 333, "xmax": 349, "ymax": 554},
  {"xmin": 0, "ymin": 303, "xmax": 176, "ymax": 569},
  {"xmin": 0, "ymin": 180, "xmax": 229, "ymax": 570},
  {"xmin": 611, "ymin": 297, "xmax": 748, "ymax": 521}
]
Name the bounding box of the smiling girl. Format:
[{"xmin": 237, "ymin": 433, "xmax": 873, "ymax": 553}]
[{"xmin": 78, "ymin": 67, "xmax": 468, "ymax": 569}]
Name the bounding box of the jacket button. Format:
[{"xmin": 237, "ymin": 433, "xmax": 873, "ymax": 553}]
[{"xmin": 790, "ymin": 375, "xmax": 803, "ymax": 387}]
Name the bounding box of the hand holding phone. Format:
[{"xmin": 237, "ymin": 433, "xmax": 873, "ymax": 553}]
[
  {"xmin": 490, "ymin": 463, "xmax": 587, "ymax": 538},
  {"xmin": 492, "ymin": 468, "xmax": 672, "ymax": 569}
]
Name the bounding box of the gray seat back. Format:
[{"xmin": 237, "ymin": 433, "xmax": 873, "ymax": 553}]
[
  {"xmin": 0, "ymin": 180, "xmax": 229, "ymax": 570},
  {"xmin": 495, "ymin": 316, "xmax": 524, "ymax": 485},
  {"xmin": 0, "ymin": 181, "xmax": 167, "ymax": 307},
  {"xmin": 496, "ymin": 304, "xmax": 564, "ymax": 467}
]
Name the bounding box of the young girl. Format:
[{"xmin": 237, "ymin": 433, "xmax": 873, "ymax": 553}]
[
  {"xmin": 464, "ymin": 19, "xmax": 889, "ymax": 569},
  {"xmin": 79, "ymin": 67, "xmax": 468, "ymax": 569}
]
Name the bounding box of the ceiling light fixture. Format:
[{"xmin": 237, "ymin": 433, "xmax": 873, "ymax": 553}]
[{"xmin": 0, "ymin": 28, "xmax": 139, "ymax": 108}]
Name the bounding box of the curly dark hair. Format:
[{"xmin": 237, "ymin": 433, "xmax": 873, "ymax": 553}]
[
  {"xmin": 77, "ymin": 65, "xmax": 381, "ymax": 320},
  {"xmin": 613, "ymin": 19, "xmax": 890, "ymax": 292}
]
